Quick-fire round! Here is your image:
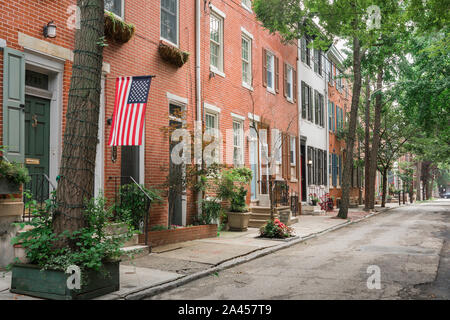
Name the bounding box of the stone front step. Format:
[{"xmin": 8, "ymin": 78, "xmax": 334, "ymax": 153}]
[
  {"xmin": 120, "ymin": 245, "xmax": 150, "ymax": 261},
  {"xmin": 248, "ymin": 219, "xmax": 268, "ymax": 228}
]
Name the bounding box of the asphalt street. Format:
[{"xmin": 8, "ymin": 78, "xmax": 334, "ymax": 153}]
[{"xmin": 149, "ymin": 200, "xmax": 450, "ymax": 300}]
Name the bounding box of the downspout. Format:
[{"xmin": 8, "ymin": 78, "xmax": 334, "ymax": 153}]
[
  {"xmin": 324, "ymin": 52, "xmax": 329, "ymax": 194},
  {"xmin": 196, "ymin": 0, "xmax": 202, "ymax": 215}
]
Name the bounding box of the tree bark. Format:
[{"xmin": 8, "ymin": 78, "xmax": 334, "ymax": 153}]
[
  {"xmin": 337, "ymin": 37, "xmax": 363, "ymax": 219},
  {"xmin": 368, "ymin": 68, "xmax": 383, "ymax": 210},
  {"xmin": 53, "ymin": 0, "xmax": 105, "ymax": 247},
  {"xmin": 363, "ymin": 75, "xmax": 371, "ymax": 211},
  {"xmin": 381, "ymin": 167, "xmax": 387, "ymax": 207},
  {"xmin": 415, "ymin": 160, "xmax": 422, "ymax": 201}
]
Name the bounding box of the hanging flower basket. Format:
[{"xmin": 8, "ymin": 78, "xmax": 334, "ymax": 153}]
[
  {"xmin": 104, "ymin": 12, "xmax": 135, "ymax": 44},
  {"xmin": 158, "ymin": 41, "xmax": 190, "ymax": 68}
]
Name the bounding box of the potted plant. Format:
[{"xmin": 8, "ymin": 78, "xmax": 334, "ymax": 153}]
[
  {"xmin": 0, "ymin": 152, "xmax": 30, "ymax": 195},
  {"xmin": 10, "ymin": 194, "xmax": 135, "ymax": 300},
  {"xmin": 217, "ymin": 167, "xmax": 252, "ymax": 231},
  {"xmin": 309, "ymin": 193, "xmax": 319, "ymax": 206},
  {"xmin": 158, "ymin": 41, "xmax": 190, "ymax": 68},
  {"xmin": 104, "ymin": 11, "xmax": 135, "ymax": 44}
]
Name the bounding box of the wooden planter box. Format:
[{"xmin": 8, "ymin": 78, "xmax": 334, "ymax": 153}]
[
  {"xmin": 10, "ymin": 261, "xmax": 120, "ymax": 300},
  {"xmin": 0, "ymin": 178, "xmax": 20, "ymax": 195},
  {"xmin": 139, "ymin": 224, "xmax": 217, "ymax": 248}
]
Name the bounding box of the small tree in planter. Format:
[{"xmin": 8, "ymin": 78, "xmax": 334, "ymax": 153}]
[{"xmin": 217, "ymin": 167, "xmax": 252, "ymax": 231}]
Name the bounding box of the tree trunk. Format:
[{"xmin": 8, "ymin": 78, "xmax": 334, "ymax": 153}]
[
  {"xmin": 363, "ymin": 75, "xmax": 371, "ymax": 211},
  {"xmin": 381, "ymin": 168, "xmax": 387, "ymax": 207},
  {"xmin": 53, "ymin": 0, "xmax": 105, "ymax": 247},
  {"xmin": 337, "ymin": 37, "xmax": 363, "ymax": 219},
  {"xmin": 368, "ymin": 68, "xmax": 383, "ymax": 210},
  {"xmin": 415, "ymin": 160, "xmax": 421, "ymax": 201}
]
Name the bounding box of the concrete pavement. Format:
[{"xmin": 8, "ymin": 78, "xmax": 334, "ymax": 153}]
[{"xmin": 0, "ymin": 202, "xmax": 402, "ymax": 300}]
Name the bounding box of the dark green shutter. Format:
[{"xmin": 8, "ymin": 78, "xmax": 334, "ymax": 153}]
[{"xmin": 3, "ymin": 48, "xmax": 25, "ymax": 163}]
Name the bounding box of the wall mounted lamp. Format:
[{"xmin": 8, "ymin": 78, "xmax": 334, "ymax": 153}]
[{"xmin": 43, "ymin": 21, "xmax": 57, "ymax": 38}]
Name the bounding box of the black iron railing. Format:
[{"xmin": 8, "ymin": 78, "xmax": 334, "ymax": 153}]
[
  {"xmin": 23, "ymin": 173, "xmax": 56, "ymax": 221},
  {"xmin": 272, "ymin": 180, "xmax": 289, "ymax": 207},
  {"xmin": 290, "ymin": 193, "xmax": 299, "ymax": 216},
  {"xmin": 108, "ymin": 176, "xmax": 151, "ymax": 245}
]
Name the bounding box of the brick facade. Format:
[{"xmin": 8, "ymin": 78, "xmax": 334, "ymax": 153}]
[{"xmin": 0, "ymin": 0, "xmax": 301, "ymax": 231}]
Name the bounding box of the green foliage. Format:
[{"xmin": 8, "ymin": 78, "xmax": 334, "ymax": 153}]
[
  {"xmin": 149, "ymin": 224, "xmax": 180, "ymax": 231},
  {"xmin": 217, "ymin": 167, "xmax": 252, "ymax": 213},
  {"xmin": 0, "ymin": 151, "xmax": 30, "ymax": 185},
  {"xmin": 11, "ymin": 194, "xmax": 135, "ymax": 274},
  {"xmin": 195, "ymin": 198, "xmax": 223, "ymax": 225},
  {"xmin": 113, "ymin": 183, "xmax": 162, "ymax": 230},
  {"xmin": 259, "ymin": 219, "xmax": 294, "ymax": 239}
]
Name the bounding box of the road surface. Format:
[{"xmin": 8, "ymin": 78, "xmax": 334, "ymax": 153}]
[{"xmin": 149, "ymin": 200, "xmax": 450, "ymax": 300}]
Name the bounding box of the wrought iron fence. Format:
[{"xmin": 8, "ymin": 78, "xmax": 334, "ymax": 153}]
[
  {"xmin": 23, "ymin": 173, "xmax": 56, "ymax": 221},
  {"xmin": 272, "ymin": 180, "xmax": 289, "ymax": 207},
  {"xmin": 108, "ymin": 176, "xmax": 152, "ymax": 245},
  {"xmin": 290, "ymin": 193, "xmax": 299, "ymax": 216}
]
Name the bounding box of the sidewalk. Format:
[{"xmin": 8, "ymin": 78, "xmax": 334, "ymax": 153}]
[{"xmin": 0, "ymin": 202, "xmax": 403, "ymax": 300}]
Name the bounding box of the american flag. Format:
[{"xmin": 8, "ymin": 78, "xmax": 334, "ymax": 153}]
[{"xmin": 108, "ymin": 76, "xmax": 152, "ymax": 146}]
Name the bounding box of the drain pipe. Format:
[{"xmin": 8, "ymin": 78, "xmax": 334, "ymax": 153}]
[{"xmin": 196, "ymin": 0, "xmax": 202, "ymax": 216}]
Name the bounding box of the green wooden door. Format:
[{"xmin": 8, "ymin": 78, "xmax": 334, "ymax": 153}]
[{"xmin": 24, "ymin": 95, "xmax": 50, "ymax": 189}]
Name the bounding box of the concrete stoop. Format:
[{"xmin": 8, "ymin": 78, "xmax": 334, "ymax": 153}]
[
  {"xmin": 120, "ymin": 245, "xmax": 150, "ymax": 261},
  {"xmin": 249, "ymin": 205, "xmax": 295, "ymax": 228},
  {"xmin": 301, "ymin": 205, "xmax": 325, "ymax": 215}
]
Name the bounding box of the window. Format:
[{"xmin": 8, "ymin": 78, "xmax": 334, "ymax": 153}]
[
  {"xmin": 314, "ymin": 49, "xmax": 322, "ymax": 75},
  {"xmin": 301, "ymin": 81, "xmax": 312, "ymax": 121},
  {"xmin": 314, "ymin": 90, "xmax": 319, "ymax": 125},
  {"xmin": 323, "ymin": 151, "xmax": 327, "ymax": 186},
  {"xmin": 242, "ymin": 35, "xmax": 252, "ymax": 87},
  {"xmin": 301, "ymin": 37, "xmax": 311, "ymax": 67},
  {"xmin": 285, "ymin": 64, "xmax": 294, "ymax": 101},
  {"xmin": 275, "ymin": 130, "xmax": 282, "ymax": 163},
  {"xmin": 205, "ymin": 112, "xmax": 219, "ymax": 162},
  {"xmin": 328, "ymin": 101, "xmax": 332, "ymax": 131},
  {"xmin": 318, "ymin": 93, "xmax": 324, "ymax": 127},
  {"xmin": 210, "ymin": 12, "xmax": 224, "ymax": 72},
  {"xmin": 161, "ymin": 0, "xmax": 178, "ymax": 45},
  {"xmin": 266, "ymin": 51, "xmax": 275, "ymax": 91},
  {"xmin": 233, "ymin": 120, "xmax": 244, "ymax": 166},
  {"xmin": 290, "ymin": 136, "xmax": 296, "ymax": 166},
  {"xmin": 332, "ymin": 102, "xmax": 335, "ymax": 132},
  {"xmin": 337, "ymin": 69, "xmax": 343, "ymax": 92},
  {"xmin": 242, "ymin": 0, "xmax": 252, "ymax": 11},
  {"xmin": 105, "ymin": 0, "xmax": 123, "ymax": 18}
]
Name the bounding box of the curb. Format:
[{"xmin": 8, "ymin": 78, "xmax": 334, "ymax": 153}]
[{"xmin": 119, "ymin": 205, "xmax": 401, "ymax": 300}]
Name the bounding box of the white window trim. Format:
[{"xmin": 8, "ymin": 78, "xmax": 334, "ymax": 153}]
[
  {"xmin": 240, "ymin": 27, "xmax": 254, "ymax": 40},
  {"xmin": 160, "ymin": 0, "xmax": 179, "ymax": 47},
  {"xmin": 231, "ymin": 112, "xmax": 246, "ymax": 121},
  {"xmin": 241, "ymin": 0, "xmax": 253, "ymax": 13},
  {"xmin": 248, "ymin": 112, "xmax": 260, "ymax": 122},
  {"xmin": 266, "ymin": 51, "xmax": 275, "ymax": 94},
  {"xmin": 290, "ymin": 136, "xmax": 296, "ymax": 166},
  {"xmin": 232, "ymin": 119, "xmax": 245, "ymax": 166},
  {"xmin": 209, "ymin": 3, "xmax": 226, "ymax": 18},
  {"xmin": 105, "ymin": 0, "xmax": 124, "ymax": 20},
  {"xmin": 204, "ymin": 102, "xmax": 221, "ymax": 114},
  {"xmin": 209, "ymin": 11, "xmax": 224, "ymax": 75},
  {"xmin": 286, "ymin": 63, "xmax": 294, "ymax": 102},
  {"xmin": 241, "ymin": 33, "xmax": 252, "ymax": 89},
  {"xmin": 167, "ymin": 92, "xmax": 188, "ymax": 105}
]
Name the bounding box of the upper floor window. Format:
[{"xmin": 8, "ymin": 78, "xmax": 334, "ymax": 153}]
[
  {"xmin": 314, "ymin": 49, "xmax": 322, "ymax": 76},
  {"xmin": 161, "ymin": 0, "xmax": 178, "ymax": 45},
  {"xmin": 290, "ymin": 136, "xmax": 296, "ymax": 166},
  {"xmin": 205, "ymin": 112, "xmax": 219, "ymax": 163},
  {"xmin": 301, "ymin": 37, "xmax": 311, "ymax": 67},
  {"xmin": 242, "ymin": 35, "xmax": 252, "ymax": 87},
  {"xmin": 263, "ymin": 49, "xmax": 279, "ymax": 93},
  {"xmin": 105, "ymin": 0, "xmax": 123, "ymax": 18},
  {"xmin": 242, "ymin": 0, "xmax": 252, "ymax": 11},
  {"xmin": 285, "ymin": 64, "xmax": 294, "ymax": 101},
  {"xmin": 210, "ymin": 12, "xmax": 224, "ymax": 73},
  {"xmin": 337, "ymin": 69, "xmax": 343, "ymax": 92},
  {"xmin": 301, "ymin": 81, "xmax": 313, "ymax": 121}
]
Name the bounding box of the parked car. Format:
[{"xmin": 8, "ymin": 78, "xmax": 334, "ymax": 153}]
[{"xmin": 442, "ymin": 191, "xmax": 450, "ymax": 199}]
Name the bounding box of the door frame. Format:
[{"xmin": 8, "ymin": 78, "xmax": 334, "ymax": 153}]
[{"xmin": 24, "ymin": 50, "xmax": 63, "ymax": 188}]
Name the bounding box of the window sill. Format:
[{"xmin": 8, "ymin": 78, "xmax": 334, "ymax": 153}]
[
  {"xmin": 286, "ymin": 97, "xmax": 295, "ymax": 104},
  {"xmin": 105, "ymin": 10, "xmax": 124, "ymax": 21},
  {"xmin": 210, "ymin": 66, "xmax": 225, "ymax": 78},
  {"xmin": 160, "ymin": 37, "xmax": 179, "ymax": 48},
  {"xmin": 242, "ymin": 82, "xmax": 253, "ymax": 91},
  {"xmin": 267, "ymin": 87, "xmax": 276, "ymax": 95}
]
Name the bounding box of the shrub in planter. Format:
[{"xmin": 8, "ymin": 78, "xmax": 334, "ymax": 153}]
[
  {"xmin": 0, "ymin": 153, "xmax": 30, "ymax": 194},
  {"xmin": 194, "ymin": 198, "xmax": 223, "ymax": 225},
  {"xmin": 158, "ymin": 41, "xmax": 190, "ymax": 68},
  {"xmin": 217, "ymin": 167, "xmax": 252, "ymax": 231},
  {"xmin": 112, "ymin": 183, "xmax": 162, "ymax": 232},
  {"xmin": 259, "ymin": 219, "xmax": 294, "ymax": 239},
  {"xmin": 104, "ymin": 11, "xmax": 135, "ymax": 44},
  {"xmin": 10, "ymin": 194, "xmax": 136, "ymax": 299}
]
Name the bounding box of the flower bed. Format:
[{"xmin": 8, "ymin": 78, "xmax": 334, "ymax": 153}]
[
  {"xmin": 138, "ymin": 224, "xmax": 218, "ymax": 248},
  {"xmin": 259, "ymin": 219, "xmax": 294, "ymax": 239}
]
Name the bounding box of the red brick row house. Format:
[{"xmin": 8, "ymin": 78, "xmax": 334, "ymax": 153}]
[{"xmin": 0, "ymin": 0, "xmax": 301, "ymax": 232}]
